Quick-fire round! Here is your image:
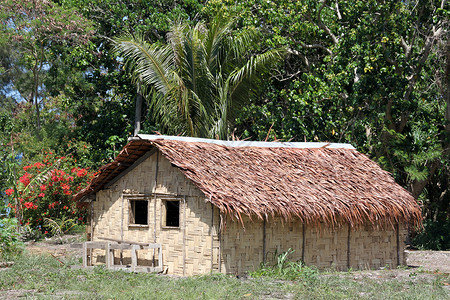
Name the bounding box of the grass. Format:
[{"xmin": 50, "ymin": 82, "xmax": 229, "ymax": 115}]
[{"xmin": 0, "ymin": 252, "xmax": 448, "ymax": 299}]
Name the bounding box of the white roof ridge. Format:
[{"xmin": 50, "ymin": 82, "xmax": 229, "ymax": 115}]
[{"xmin": 131, "ymin": 134, "xmax": 355, "ymax": 149}]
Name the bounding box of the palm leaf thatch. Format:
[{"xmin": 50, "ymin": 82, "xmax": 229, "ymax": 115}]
[{"xmin": 74, "ymin": 136, "xmax": 422, "ymax": 229}]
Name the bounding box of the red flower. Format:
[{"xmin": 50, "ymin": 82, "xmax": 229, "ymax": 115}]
[
  {"xmin": 19, "ymin": 173, "xmax": 31, "ymax": 186},
  {"xmin": 38, "ymin": 193, "xmax": 45, "ymax": 197},
  {"xmin": 40, "ymin": 185, "xmax": 47, "ymax": 191},
  {"xmin": 24, "ymin": 202, "xmax": 34, "ymax": 209},
  {"xmin": 76, "ymin": 169, "xmax": 87, "ymax": 177},
  {"xmin": 61, "ymin": 183, "xmax": 70, "ymax": 190},
  {"xmin": 23, "ymin": 165, "xmax": 32, "ymax": 171},
  {"xmin": 5, "ymin": 188, "xmax": 14, "ymax": 196},
  {"xmin": 63, "ymin": 190, "xmax": 72, "ymax": 195},
  {"xmin": 34, "ymin": 162, "xmax": 45, "ymax": 169},
  {"xmin": 63, "ymin": 206, "xmax": 68, "ymax": 210}
]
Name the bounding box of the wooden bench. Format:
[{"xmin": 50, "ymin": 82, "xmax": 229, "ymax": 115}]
[{"xmin": 76, "ymin": 237, "xmax": 162, "ymax": 273}]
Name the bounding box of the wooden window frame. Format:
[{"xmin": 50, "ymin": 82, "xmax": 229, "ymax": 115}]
[
  {"xmin": 128, "ymin": 198, "xmax": 149, "ymax": 228},
  {"xmin": 161, "ymin": 199, "xmax": 181, "ymax": 229}
]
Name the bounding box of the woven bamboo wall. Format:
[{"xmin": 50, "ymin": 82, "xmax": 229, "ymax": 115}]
[
  {"xmin": 220, "ymin": 215, "xmax": 264, "ymax": 274},
  {"xmin": 91, "ymin": 149, "xmax": 407, "ymax": 276},
  {"xmin": 220, "ymin": 217, "xmax": 407, "ymax": 274},
  {"xmin": 92, "ymin": 150, "xmax": 218, "ymax": 276}
]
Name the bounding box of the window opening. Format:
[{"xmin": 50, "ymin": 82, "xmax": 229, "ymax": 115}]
[
  {"xmin": 129, "ymin": 200, "xmax": 148, "ymax": 225},
  {"xmin": 164, "ymin": 200, "xmax": 180, "ymax": 227}
]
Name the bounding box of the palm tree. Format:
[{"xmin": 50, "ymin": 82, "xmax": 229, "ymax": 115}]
[{"xmin": 114, "ymin": 15, "xmax": 285, "ymax": 139}]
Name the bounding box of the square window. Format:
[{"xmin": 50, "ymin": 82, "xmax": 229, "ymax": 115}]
[
  {"xmin": 129, "ymin": 199, "xmax": 148, "ymax": 225},
  {"xmin": 162, "ymin": 200, "xmax": 180, "ymax": 227}
]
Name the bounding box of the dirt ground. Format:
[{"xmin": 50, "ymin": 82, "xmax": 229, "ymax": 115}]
[
  {"xmin": 25, "ymin": 235, "xmax": 84, "ymax": 261},
  {"xmin": 405, "ymin": 250, "xmax": 450, "ymax": 273}
]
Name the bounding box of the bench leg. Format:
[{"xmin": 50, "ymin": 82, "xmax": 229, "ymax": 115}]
[
  {"xmin": 131, "ymin": 245, "xmax": 138, "ymax": 272},
  {"xmin": 106, "ymin": 242, "xmax": 111, "ymax": 269},
  {"xmin": 83, "ymin": 242, "xmax": 87, "ymax": 267},
  {"xmin": 158, "ymin": 246, "xmax": 163, "ymax": 271}
]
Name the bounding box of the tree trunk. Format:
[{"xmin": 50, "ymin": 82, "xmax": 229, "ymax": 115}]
[
  {"xmin": 134, "ymin": 92, "xmax": 142, "ymax": 136},
  {"xmin": 444, "ymin": 38, "xmax": 450, "ymax": 133}
]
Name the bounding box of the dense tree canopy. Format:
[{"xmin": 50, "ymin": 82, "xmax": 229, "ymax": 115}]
[
  {"xmin": 0, "ymin": 0, "xmax": 448, "ymax": 248},
  {"xmin": 114, "ymin": 15, "xmax": 285, "ymax": 138}
]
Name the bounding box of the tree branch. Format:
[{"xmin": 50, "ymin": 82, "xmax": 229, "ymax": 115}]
[
  {"xmin": 401, "ymin": 36, "xmax": 412, "ymax": 59},
  {"xmin": 297, "ymin": 40, "xmax": 333, "ymax": 55},
  {"xmin": 410, "ymin": 159, "xmax": 441, "ymax": 199},
  {"xmin": 404, "ymin": 25, "xmax": 443, "ymax": 103},
  {"xmin": 382, "ymin": 43, "xmax": 402, "ymax": 75},
  {"xmin": 317, "ymin": 0, "xmax": 339, "ymax": 45},
  {"xmin": 335, "ymin": 0, "xmax": 342, "ymax": 20},
  {"xmin": 287, "ymin": 48, "xmax": 311, "ymax": 70}
]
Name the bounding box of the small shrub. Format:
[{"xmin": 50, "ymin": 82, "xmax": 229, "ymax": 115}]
[
  {"xmin": 0, "ymin": 217, "xmax": 24, "ymax": 259},
  {"xmin": 250, "ymin": 248, "xmax": 318, "ymax": 282},
  {"xmin": 412, "ymin": 218, "xmax": 450, "ymax": 250},
  {"xmin": 4, "ymin": 152, "xmax": 95, "ymax": 236}
]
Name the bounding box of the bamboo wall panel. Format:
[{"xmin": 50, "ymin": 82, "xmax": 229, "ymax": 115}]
[
  {"xmin": 220, "ymin": 218, "xmax": 407, "ymax": 274},
  {"xmin": 220, "ymin": 215, "xmax": 264, "ymax": 274},
  {"xmin": 92, "ymin": 151, "xmax": 217, "ymax": 276},
  {"xmin": 350, "ymin": 223, "xmax": 407, "ymax": 269}
]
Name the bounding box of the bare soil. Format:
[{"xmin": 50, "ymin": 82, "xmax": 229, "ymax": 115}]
[
  {"xmin": 25, "ymin": 234, "xmax": 84, "ymax": 261},
  {"xmin": 405, "ymin": 250, "xmax": 450, "ymax": 273}
]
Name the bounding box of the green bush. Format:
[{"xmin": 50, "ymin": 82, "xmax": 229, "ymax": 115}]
[
  {"xmin": 412, "ymin": 218, "xmax": 450, "ymax": 250},
  {"xmin": 0, "ymin": 218, "xmax": 24, "ymax": 259},
  {"xmin": 4, "ymin": 152, "xmax": 94, "ymax": 235},
  {"xmin": 250, "ymin": 248, "xmax": 318, "ymax": 282}
]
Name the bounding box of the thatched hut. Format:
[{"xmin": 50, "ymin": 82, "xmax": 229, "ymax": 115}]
[{"xmin": 74, "ymin": 134, "xmax": 421, "ymax": 276}]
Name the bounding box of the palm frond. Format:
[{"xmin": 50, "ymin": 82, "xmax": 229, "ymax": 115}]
[
  {"xmin": 228, "ymin": 48, "xmax": 286, "ymax": 96},
  {"xmin": 113, "ymin": 33, "xmax": 175, "ymax": 95},
  {"xmin": 204, "ymin": 15, "xmax": 234, "ymax": 73}
]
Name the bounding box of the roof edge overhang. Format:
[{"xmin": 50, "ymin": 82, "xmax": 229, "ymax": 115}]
[{"xmin": 131, "ymin": 134, "xmax": 356, "ymax": 149}]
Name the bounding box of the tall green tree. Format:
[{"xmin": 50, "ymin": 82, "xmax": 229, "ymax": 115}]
[
  {"xmin": 0, "ymin": 0, "xmax": 94, "ymax": 134},
  {"xmin": 114, "ymin": 15, "xmax": 285, "ymax": 139},
  {"xmin": 55, "ymin": 0, "xmax": 206, "ymax": 159}
]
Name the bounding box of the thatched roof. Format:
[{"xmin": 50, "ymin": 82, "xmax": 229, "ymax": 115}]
[{"xmin": 74, "ymin": 135, "xmax": 421, "ymax": 228}]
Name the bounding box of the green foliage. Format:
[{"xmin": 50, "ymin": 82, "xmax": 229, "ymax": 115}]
[
  {"xmin": 226, "ymin": 0, "xmax": 449, "ymax": 229},
  {"xmin": 114, "ymin": 14, "xmax": 285, "ymax": 138},
  {"xmin": 0, "ymin": 0, "xmax": 95, "ymax": 132},
  {"xmin": 57, "ymin": 0, "xmax": 206, "ymax": 162},
  {"xmin": 43, "ymin": 216, "xmax": 76, "ymax": 238},
  {"xmin": 250, "ymin": 248, "xmax": 319, "ymax": 282},
  {"xmin": 413, "ymin": 218, "xmax": 450, "ymax": 250},
  {"xmin": 0, "ymin": 218, "xmax": 24, "ymax": 259}
]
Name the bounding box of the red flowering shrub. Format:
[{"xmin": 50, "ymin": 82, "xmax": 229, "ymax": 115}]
[{"xmin": 5, "ymin": 152, "xmax": 95, "ymax": 233}]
